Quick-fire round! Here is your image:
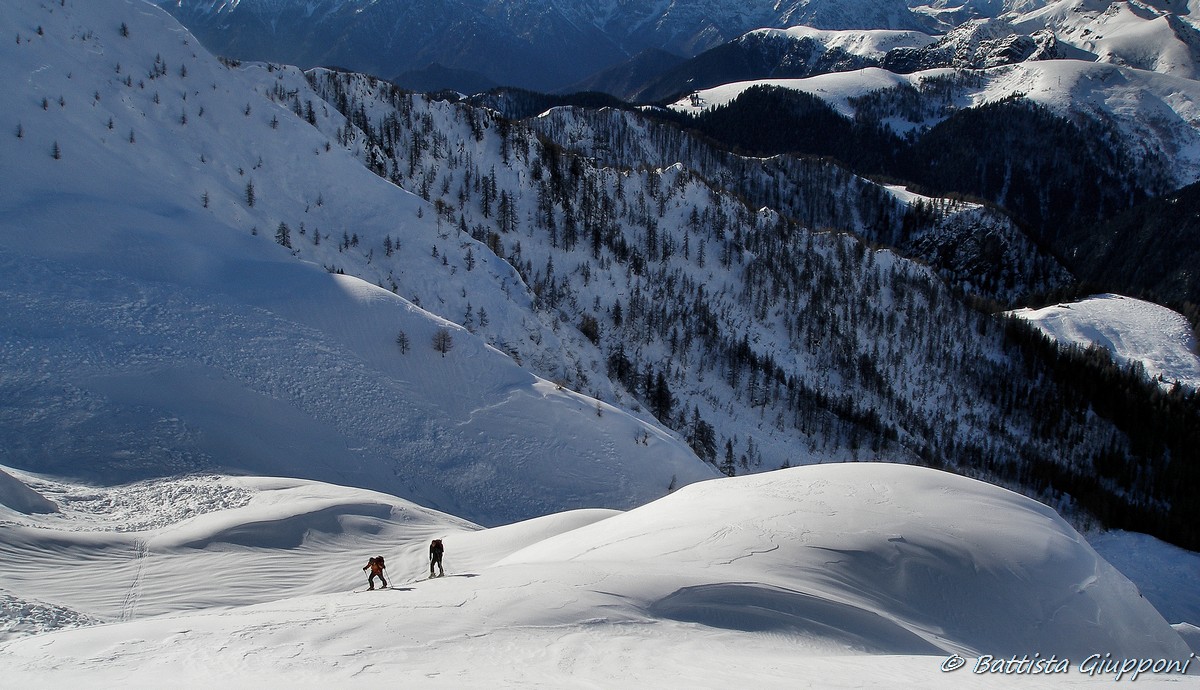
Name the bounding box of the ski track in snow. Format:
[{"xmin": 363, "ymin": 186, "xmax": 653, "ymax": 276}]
[{"xmin": 120, "ymin": 538, "xmax": 148, "ymax": 622}]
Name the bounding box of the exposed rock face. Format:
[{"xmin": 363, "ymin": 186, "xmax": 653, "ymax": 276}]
[{"xmin": 883, "ymin": 20, "xmax": 1061, "ymax": 72}]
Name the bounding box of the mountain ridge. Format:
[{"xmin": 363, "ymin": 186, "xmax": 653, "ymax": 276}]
[
  {"xmin": 159, "ymin": 0, "xmax": 1200, "ymax": 95},
  {"xmin": 158, "ymin": 0, "xmax": 931, "ymax": 92}
]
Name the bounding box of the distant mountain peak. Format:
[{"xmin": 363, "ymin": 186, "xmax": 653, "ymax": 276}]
[{"xmin": 159, "ymin": 0, "xmax": 931, "ymax": 91}]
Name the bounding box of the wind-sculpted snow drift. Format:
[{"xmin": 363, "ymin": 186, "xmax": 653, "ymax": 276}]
[
  {"xmin": 498, "ymin": 462, "xmax": 1187, "ymax": 659},
  {"xmin": 0, "ymin": 469, "xmax": 58, "ymax": 515},
  {"xmin": 0, "ymin": 463, "xmax": 1189, "ymax": 684}
]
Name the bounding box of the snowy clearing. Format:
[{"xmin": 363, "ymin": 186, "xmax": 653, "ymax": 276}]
[{"xmin": 1010, "ymin": 294, "xmax": 1200, "ymax": 392}]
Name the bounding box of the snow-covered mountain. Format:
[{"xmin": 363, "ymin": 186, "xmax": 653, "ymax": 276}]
[
  {"xmin": 5, "ymin": 0, "xmax": 1197, "ymax": 547},
  {"xmin": 908, "ymin": 2, "xmax": 1200, "ymax": 79},
  {"xmin": 782, "ymin": 0, "xmax": 930, "ymax": 32},
  {"xmin": 568, "ymin": 1, "xmax": 1200, "ymax": 113},
  {"xmin": 156, "ymin": 0, "xmax": 866, "ymax": 92},
  {"xmin": 524, "ymin": 103, "xmax": 1072, "ymax": 301},
  {"xmin": 296, "ymin": 64, "xmax": 1200, "ymax": 553},
  {"xmin": 881, "ymin": 18, "xmax": 1064, "ymax": 72},
  {"xmin": 670, "ymin": 58, "xmax": 1200, "ymax": 190},
  {"xmin": 587, "ymin": 26, "xmax": 933, "ymax": 102},
  {"xmin": 996, "ymin": 0, "xmax": 1200, "ymax": 80},
  {"xmin": 0, "ymin": 0, "xmax": 716, "ymax": 526},
  {"xmin": 1, "ymin": 463, "xmax": 1193, "ymax": 683},
  {"xmin": 585, "ymin": 19, "xmax": 1069, "ymax": 103},
  {"xmin": 152, "ymin": 0, "xmax": 1200, "ymax": 95}
]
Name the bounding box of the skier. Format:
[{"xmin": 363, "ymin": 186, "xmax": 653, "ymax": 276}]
[
  {"xmin": 363, "ymin": 555, "xmax": 388, "ymax": 590},
  {"xmin": 429, "ymin": 539, "xmax": 444, "ymax": 578}
]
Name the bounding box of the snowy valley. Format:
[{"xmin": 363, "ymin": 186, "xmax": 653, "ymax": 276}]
[{"xmin": 2, "ymin": 0, "xmax": 1199, "ymax": 685}]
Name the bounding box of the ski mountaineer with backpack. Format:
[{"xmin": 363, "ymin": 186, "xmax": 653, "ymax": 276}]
[
  {"xmin": 429, "ymin": 539, "xmax": 444, "ymax": 578},
  {"xmin": 363, "ymin": 555, "xmax": 388, "ymax": 590}
]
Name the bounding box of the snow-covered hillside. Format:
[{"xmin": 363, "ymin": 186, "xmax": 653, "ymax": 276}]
[
  {"xmin": 528, "ymin": 104, "xmax": 1071, "ymax": 301},
  {"xmin": 314, "ymin": 61, "xmax": 1159, "ymax": 525},
  {"xmin": 1088, "ymin": 529, "xmax": 1200, "ymax": 629},
  {"xmin": 1, "ymin": 463, "xmax": 1193, "ymax": 685},
  {"xmin": 0, "ymin": 0, "xmax": 715, "ymax": 525},
  {"xmin": 1011, "ymin": 294, "xmax": 1200, "ymax": 391},
  {"xmin": 670, "ymin": 59, "xmax": 1200, "ymax": 188}
]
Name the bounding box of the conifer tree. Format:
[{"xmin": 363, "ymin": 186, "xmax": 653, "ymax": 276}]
[
  {"xmin": 275, "ymin": 222, "xmax": 292, "ymax": 248},
  {"xmin": 721, "ymin": 440, "xmax": 736, "ymax": 477},
  {"xmin": 432, "ymin": 327, "xmax": 454, "ymax": 357}
]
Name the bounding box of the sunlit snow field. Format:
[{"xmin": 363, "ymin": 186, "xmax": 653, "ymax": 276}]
[
  {"xmin": 1, "ymin": 463, "xmax": 1196, "ymax": 687},
  {"xmin": 1012, "ymin": 294, "xmax": 1200, "ymax": 392}
]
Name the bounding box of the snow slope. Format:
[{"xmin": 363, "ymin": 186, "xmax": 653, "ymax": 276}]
[
  {"xmin": 1010, "ymin": 294, "xmax": 1200, "ymax": 391},
  {"xmin": 0, "ymin": 469, "xmax": 58, "ymax": 516},
  {"xmin": 0, "ymin": 0, "xmax": 715, "ymax": 526},
  {"xmin": 0, "ymin": 463, "xmax": 1192, "ymax": 685},
  {"xmin": 1089, "ymin": 529, "xmax": 1200, "ymax": 628}
]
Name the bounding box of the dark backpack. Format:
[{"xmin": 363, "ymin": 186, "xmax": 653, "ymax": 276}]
[
  {"xmin": 376, "ymin": 555, "xmax": 385, "ymax": 568},
  {"xmin": 431, "ymin": 539, "xmax": 443, "ymax": 555}
]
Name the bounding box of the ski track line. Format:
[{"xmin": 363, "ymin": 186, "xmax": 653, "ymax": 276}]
[{"xmin": 119, "ymin": 537, "xmax": 148, "ymax": 622}]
